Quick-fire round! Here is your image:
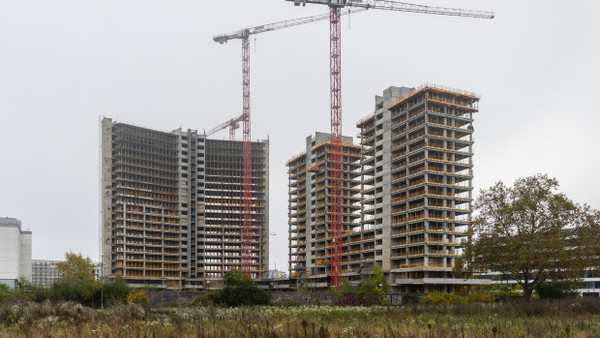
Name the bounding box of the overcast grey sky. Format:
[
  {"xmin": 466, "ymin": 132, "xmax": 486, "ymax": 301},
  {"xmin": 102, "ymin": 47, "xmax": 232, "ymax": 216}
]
[{"xmin": 1, "ymin": 0, "xmax": 599, "ymax": 272}]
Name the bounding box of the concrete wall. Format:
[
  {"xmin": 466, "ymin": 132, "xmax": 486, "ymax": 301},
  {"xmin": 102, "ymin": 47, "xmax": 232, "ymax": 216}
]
[
  {"xmin": 0, "ymin": 224, "xmax": 21, "ymax": 280},
  {"xmin": 0, "ymin": 218, "xmax": 32, "ymax": 282},
  {"xmin": 100, "ymin": 118, "xmax": 113, "ymax": 278},
  {"xmin": 19, "ymin": 231, "xmax": 32, "ymax": 281},
  {"xmin": 372, "ymin": 87, "xmax": 414, "ymax": 272}
]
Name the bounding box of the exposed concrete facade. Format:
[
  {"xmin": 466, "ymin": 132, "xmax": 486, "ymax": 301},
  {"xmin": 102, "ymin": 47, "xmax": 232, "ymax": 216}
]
[
  {"xmin": 0, "ymin": 218, "xmax": 32, "ymax": 287},
  {"xmin": 101, "ymin": 118, "xmax": 269, "ymax": 289},
  {"xmin": 287, "ymin": 132, "xmax": 362, "ymax": 288},
  {"xmin": 359, "ymin": 86, "xmax": 416, "ymax": 273},
  {"xmin": 285, "ymin": 85, "xmax": 489, "ymax": 293},
  {"xmin": 358, "ymin": 84, "xmax": 488, "ymax": 293}
]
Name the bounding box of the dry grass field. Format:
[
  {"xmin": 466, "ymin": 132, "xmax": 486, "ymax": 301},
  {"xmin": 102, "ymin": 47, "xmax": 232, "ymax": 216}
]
[{"xmin": 0, "ymin": 299, "xmax": 599, "ymax": 337}]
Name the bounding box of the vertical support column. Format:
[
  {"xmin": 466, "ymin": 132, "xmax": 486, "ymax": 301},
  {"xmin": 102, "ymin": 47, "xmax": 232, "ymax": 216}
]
[
  {"xmin": 329, "ymin": 7, "xmax": 343, "ymax": 288},
  {"xmin": 241, "ymin": 33, "xmax": 253, "ymax": 277}
]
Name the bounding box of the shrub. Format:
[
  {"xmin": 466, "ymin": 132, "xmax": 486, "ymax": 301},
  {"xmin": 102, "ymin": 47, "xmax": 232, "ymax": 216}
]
[
  {"xmin": 356, "ymin": 263, "xmax": 389, "ymax": 305},
  {"xmin": 0, "ymin": 284, "xmax": 12, "ymax": 304},
  {"xmin": 127, "ymin": 290, "xmax": 149, "ymax": 306},
  {"xmin": 423, "ymin": 292, "xmax": 466, "ymax": 304},
  {"xmin": 536, "ymin": 282, "xmax": 579, "ymax": 300},
  {"xmin": 481, "ymin": 284, "xmax": 523, "ymax": 301},
  {"xmin": 466, "ymin": 293, "xmax": 496, "ymax": 303},
  {"xmin": 102, "ymin": 275, "xmax": 131, "ymax": 304},
  {"xmin": 216, "ymin": 269, "xmax": 270, "ymax": 306},
  {"xmin": 192, "ymin": 292, "xmax": 221, "ymax": 306},
  {"xmin": 333, "ymin": 279, "xmax": 357, "ymax": 305}
]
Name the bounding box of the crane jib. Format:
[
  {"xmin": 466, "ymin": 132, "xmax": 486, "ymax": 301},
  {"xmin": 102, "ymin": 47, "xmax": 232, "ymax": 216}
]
[{"xmin": 288, "ymin": 0, "xmax": 494, "ymax": 20}]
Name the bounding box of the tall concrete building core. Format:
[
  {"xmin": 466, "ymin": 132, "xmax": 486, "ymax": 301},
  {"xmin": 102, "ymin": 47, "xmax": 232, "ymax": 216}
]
[
  {"xmin": 101, "ymin": 118, "xmax": 269, "ymax": 289},
  {"xmin": 287, "ymin": 132, "xmax": 362, "ymax": 288},
  {"xmin": 0, "ymin": 218, "xmax": 32, "ymax": 288},
  {"xmin": 358, "ymin": 84, "xmax": 487, "ymax": 293}
]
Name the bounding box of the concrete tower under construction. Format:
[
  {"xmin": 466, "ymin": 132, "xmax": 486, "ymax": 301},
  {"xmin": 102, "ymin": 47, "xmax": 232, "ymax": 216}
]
[
  {"xmin": 357, "ymin": 84, "xmax": 487, "ymax": 293},
  {"xmin": 101, "ymin": 118, "xmax": 269, "ymax": 289},
  {"xmin": 287, "ymin": 132, "xmax": 362, "ymax": 288},
  {"xmin": 286, "ymin": 84, "xmax": 488, "ymax": 293}
]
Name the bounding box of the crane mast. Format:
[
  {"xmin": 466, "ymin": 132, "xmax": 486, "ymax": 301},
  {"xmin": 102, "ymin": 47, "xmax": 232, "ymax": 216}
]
[
  {"xmin": 241, "ymin": 32, "xmax": 253, "ymax": 276},
  {"xmin": 215, "ymin": 9, "xmax": 364, "ymax": 277},
  {"xmin": 329, "ymin": 7, "xmax": 343, "ymax": 288},
  {"xmin": 288, "ymin": 0, "xmax": 493, "ymax": 288}
]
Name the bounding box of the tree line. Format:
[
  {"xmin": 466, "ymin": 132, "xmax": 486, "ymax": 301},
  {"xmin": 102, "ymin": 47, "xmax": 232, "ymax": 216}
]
[{"xmin": 0, "ymin": 252, "xmax": 131, "ymax": 307}]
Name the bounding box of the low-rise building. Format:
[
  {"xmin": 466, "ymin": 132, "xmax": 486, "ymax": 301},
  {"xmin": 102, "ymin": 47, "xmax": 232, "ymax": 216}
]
[{"xmin": 32, "ymin": 260, "xmax": 62, "ymax": 288}]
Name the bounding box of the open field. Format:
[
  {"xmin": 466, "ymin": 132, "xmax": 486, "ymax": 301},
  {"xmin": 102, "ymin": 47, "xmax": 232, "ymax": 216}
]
[{"xmin": 1, "ymin": 299, "xmax": 600, "ymax": 337}]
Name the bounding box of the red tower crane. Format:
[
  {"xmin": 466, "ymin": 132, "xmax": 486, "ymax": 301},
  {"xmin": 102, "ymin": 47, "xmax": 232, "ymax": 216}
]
[
  {"xmin": 287, "ymin": 0, "xmax": 494, "ymax": 288},
  {"xmin": 214, "ymin": 9, "xmax": 364, "ymax": 276},
  {"xmin": 206, "ymin": 114, "xmax": 243, "ymax": 140}
]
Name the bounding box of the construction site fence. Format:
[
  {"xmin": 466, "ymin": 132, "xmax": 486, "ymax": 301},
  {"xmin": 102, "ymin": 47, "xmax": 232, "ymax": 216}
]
[
  {"xmin": 144, "ymin": 290, "xmax": 424, "ymax": 307},
  {"xmin": 270, "ymin": 291, "xmax": 423, "ymax": 306}
]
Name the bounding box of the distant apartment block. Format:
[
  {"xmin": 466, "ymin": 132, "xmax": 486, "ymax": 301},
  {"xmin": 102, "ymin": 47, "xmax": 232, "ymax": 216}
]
[
  {"xmin": 101, "ymin": 118, "xmax": 269, "ymax": 289},
  {"xmin": 32, "ymin": 259, "xmax": 62, "ymax": 288},
  {"xmin": 482, "ymin": 271, "xmax": 600, "ymax": 298},
  {"xmin": 0, "ymin": 218, "xmax": 32, "ymax": 288}
]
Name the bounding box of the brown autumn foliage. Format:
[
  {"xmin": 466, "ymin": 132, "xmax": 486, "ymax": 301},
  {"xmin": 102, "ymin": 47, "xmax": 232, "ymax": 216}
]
[{"xmin": 456, "ymin": 174, "xmax": 600, "ymax": 301}]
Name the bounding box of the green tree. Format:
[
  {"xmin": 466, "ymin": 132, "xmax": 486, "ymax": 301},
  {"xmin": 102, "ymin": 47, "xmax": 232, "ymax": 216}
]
[
  {"xmin": 50, "ymin": 252, "xmax": 100, "ymax": 306},
  {"xmin": 536, "ymin": 282, "xmax": 579, "ymax": 299},
  {"xmin": 56, "ymin": 252, "xmax": 97, "ymax": 282},
  {"xmin": 333, "ymin": 279, "xmax": 357, "ymax": 298},
  {"xmin": 455, "ymin": 174, "xmax": 600, "ymax": 301},
  {"xmin": 357, "ymin": 263, "xmax": 389, "ymax": 305},
  {"xmin": 0, "ymin": 283, "xmax": 12, "ymax": 304},
  {"xmin": 218, "ymin": 269, "xmax": 270, "ymax": 306},
  {"xmin": 13, "ymin": 276, "xmax": 36, "ymax": 301},
  {"xmin": 102, "ymin": 274, "xmax": 131, "ymax": 304}
]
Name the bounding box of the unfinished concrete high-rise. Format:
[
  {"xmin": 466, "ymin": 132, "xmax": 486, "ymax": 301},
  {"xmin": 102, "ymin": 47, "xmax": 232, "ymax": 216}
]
[
  {"xmin": 357, "ymin": 84, "xmax": 487, "ymax": 293},
  {"xmin": 101, "ymin": 118, "xmax": 269, "ymax": 289},
  {"xmin": 286, "ymin": 85, "xmax": 489, "ymax": 293},
  {"xmin": 287, "ymin": 132, "xmax": 363, "ymax": 288}
]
